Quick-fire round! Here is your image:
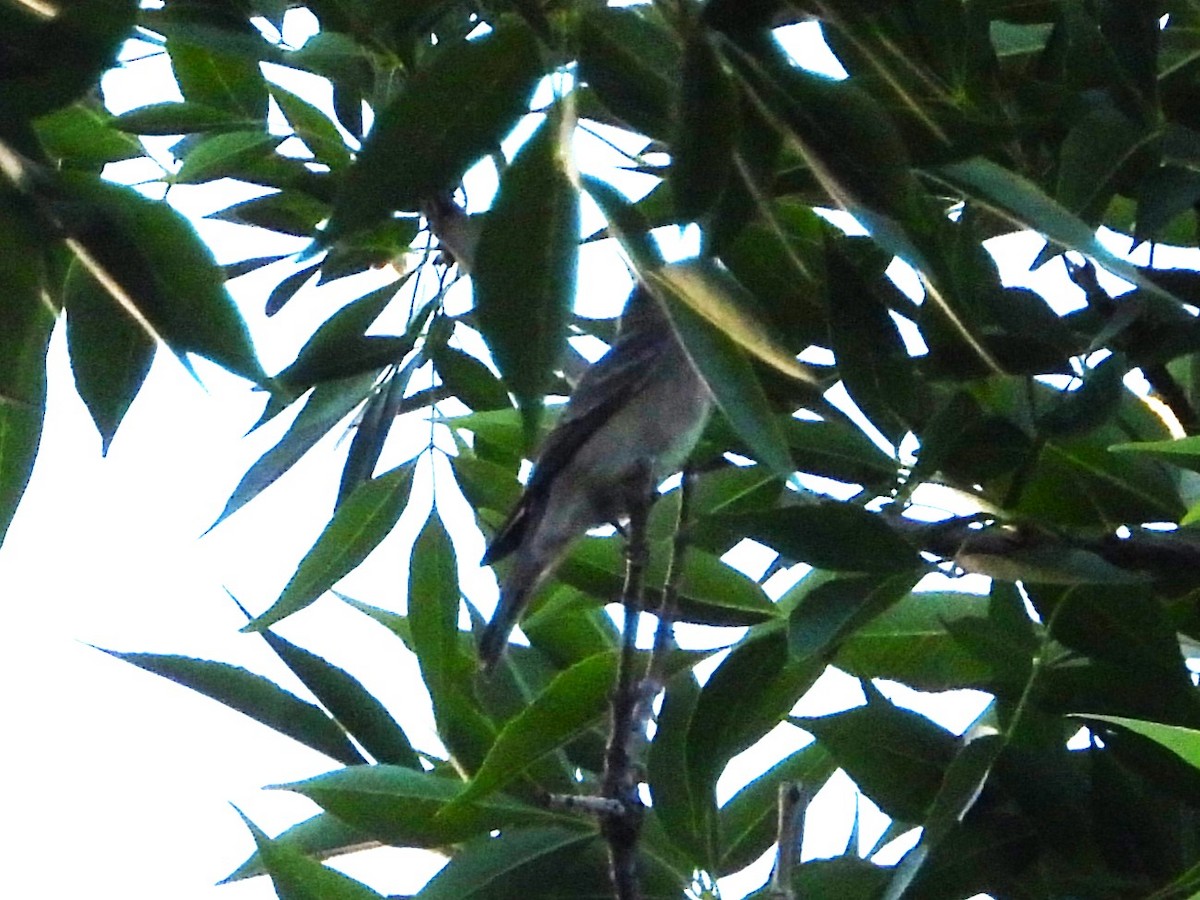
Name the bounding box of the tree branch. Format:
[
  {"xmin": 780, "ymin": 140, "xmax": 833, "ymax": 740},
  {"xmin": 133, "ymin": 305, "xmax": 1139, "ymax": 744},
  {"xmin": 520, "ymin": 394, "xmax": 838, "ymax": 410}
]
[
  {"xmin": 888, "ymin": 513, "xmax": 1200, "ymax": 584},
  {"xmin": 767, "ymin": 782, "xmax": 804, "ymax": 900},
  {"xmin": 600, "ymin": 468, "xmax": 654, "ymax": 900}
]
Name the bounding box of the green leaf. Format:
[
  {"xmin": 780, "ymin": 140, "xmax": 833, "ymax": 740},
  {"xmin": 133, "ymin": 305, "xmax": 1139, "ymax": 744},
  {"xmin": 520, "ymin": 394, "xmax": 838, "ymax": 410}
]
[
  {"xmin": 245, "ymin": 465, "xmax": 415, "ymax": 630},
  {"xmin": 718, "ymin": 741, "xmax": 837, "ymax": 876},
  {"xmin": 324, "ymin": 20, "xmax": 542, "ymax": 240},
  {"xmin": 520, "ymin": 585, "xmax": 618, "ymax": 667},
  {"xmin": 713, "ymin": 504, "xmax": 921, "ymax": 573},
  {"xmin": 1079, "ymin": 715, "xmax": 1200, "ymax": 771},
  {"xmin": 556, "ymin": 536, "xmax": 779, "ymax": 627},
  {"xmin": 168, "ymin": 37, "xmax": 269, "ymax": 120},
  {"xmin": 789, "ymin": 572, "xmax": 924, "ymax": 664},
  {"xmin": 112, "ymin": 101, "xmax": 254, "ymax": 135},
  {"xmin": 826, "ymin": 246, "xmax": 921, "ymax": 442},
  {"xmin": 335, "ymin": 358, "xmax": 415, "ymax": 505},
  {"xmin": 932, "ymin": 157, "xmax": 1190, "ymax": 309},
  {"xmin": 56, "ymin": 173, "xmax": 266, "ymax": 384},
  {"xmin": 409, "ymin": 512, "xmax": 493, "ymax": 773},
  {"xmin": 447, "ymin": 653, "xmax": 618, "ymax": 810},
  {"xmin": 264, "ymin": 260, "xmax": 320, "ymax": 318},
  {"xmin": 1, "ymin": 0, "xmax": 138, "ymax": 119},
  {"xmin": 63, "ymin": 258, "xmax": 155, "ymax": 454},
  {"xmin": 340, "ymin": 595, "xmax": 413, "ymax": 649},
  {"xmin": 271, "ymin": 82, "xmax": 352, "ymax": 170},
  {"xmin": 650, "ymin": 281, "xmax": 794, "ymax": 478},
  {"xmin": 474, "ymin": 105, "xmax": 579, "ymax": 439},
  {"xmin": 434, "ymin": 345, "xmax": 512, "ymax": 412},
  {"xmin": 580, "ymin": 175, "xmax": 666, "ymax": 274},
  {"xmin": 772, "ymin": 856, "xmax": 891, "ymax": 899},
  {"xmin": 35, "ymin": 102, "xmax": 144, "ymax": 167},
  {"xmin": 834, "ymin": 590, "xmax": 993, "ymax": 691},
  {"xmin": 1056, "ymin": 105, "xmax": 1150, "ymax": 222},
  {"xmin": 208, "ymin": 190, "xmax": 330, "ymax": 238},
  {"xmin": 280, "ymin": 765, "xmax": 566, "ymax": 848},
  {"xmin": 673, "ymin": 30, "xmax": 737, "ymax": 221},
  {"xmin": 1015, "ymin": 436, "xmax": 1185, "ymax": 527},
  {"xmin": 214, "ymin": 371, "xmax": 379, "ymax": 526},
  {"xmin": 883, "ymin": 733, "xmax": 1005, "ymax": 900},
  {"xmin": 648, "ymin": 670, "xmax": 713, "ymax": 868},
  {"xmin": 0, "ymin": 204, "xmax": 54, "ymax": 548},
  {"xmin": 689, "ymin": 630, "xmax": 823, "ymax": 833},
  {"xmin": 577, "ymin": 6, "xmax": 679, "ymax": 141},
  {"xmin": 783, "ymin": 417, "xmax": 897, "ymax": 487},
  {"xmin": 794, "ymin": 686, "xmax": 957, "ymax": 822},
  {"xmin": 1036, "ymin": 353, "xmax": 1128, "ymax": 439},
  {"xmin": 652, "ymin": 260, "xmax": 820, "ymax": 389},
  {"xmin": 417, "ymin": 826, "xmax": 595, "ymax": 900},
  {"xmin": 99, "ymin": 649, "xmax": 364, "ymax": 765},
  {"xmin": 253, "ymin": 626, "xmax": 420, "ymax": 768},
  {"xmin": 233, "ymin": 809, "xmax": 385, "ymax": 900},
  {"xmin": 989, "ymin": 21, "xmax": 1054, "ymax": 58},
  {"xmin": 222, "ymin": 813, "xmax": 370, "ymax": 883},
  {"xmin": 173, "ymin": 131, "xmax": 281, "ymax": 184},
  {"xmin": 1110, "ymin": 434, "xmax": 1200, "ymax": 473}
]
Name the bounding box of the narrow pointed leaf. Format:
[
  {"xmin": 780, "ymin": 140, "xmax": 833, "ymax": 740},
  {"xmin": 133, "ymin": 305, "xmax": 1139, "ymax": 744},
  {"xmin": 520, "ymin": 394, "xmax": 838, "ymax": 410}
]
[
  {"xmin": 653, "ymin": 260, "xmax": 820, "ymax": 388},
  {"xmin": 99, "ymin": 649, "xmax": 364, "ymax": 765},
  {"xmin": 245, "ymin": 465, "xmax": 415, "ymax": 630},
  {"xmin": 446, "ymin": 653, "xmax": 618, "ymax": 811},
  {"xmin": 932, "ymin": 158, "xmax": 1189, "ymax": 308},
  {"xmin": 1076, "ymin": 715, "xmax": 1200, "ymax": 770},
  {"xmin": 673, "ymin": 30, "xmax": 737, "ymax": 221},
  {"xmin": 271, "ymin": 82, "xmax": 352, "ymax": 170},
  {"xmin": 222, "ymin": 813, "xmax": 373, "ymax": 883},
  {"xmin": 649, "ymin": 285, "xmax": 794, "ymax": 477},
  {"xmin": 794, "ymin": 689, "xmax": 957, "ymax": 822},
  {"xmin": 417, "ymin": 826, "xmax": 594, "ymax": 900},
  {"xmin": 335, "ymin": 359, "xmax": 413, "ymax": 506},
  {"xmin": 64, "ymin": 259, "xmax": 155, "ymax": 453},
  {"xmin": 255, "ymin": 628, "xmax": 420, "ymax": 767},
  {"xmin": 279, "ymin": 765, "xmax": 566, "ymax": 847},
  {"xmin": 214, "ymin": 371, "xmax": 379, "ymax": 526},
  {"xmin": 233, "ymin": 809, "xmax": 384, "ymax": 900},
  {"xmin": 112, "ymin": 100, "xmax": 253, "ymax": 134},
  {"xmin": 409, "ymin": 512, "xmax": 470, "ymax": 707},
  {"xmin": 474, "ymin": 106, "xmax": 579, "ymax": 440}
]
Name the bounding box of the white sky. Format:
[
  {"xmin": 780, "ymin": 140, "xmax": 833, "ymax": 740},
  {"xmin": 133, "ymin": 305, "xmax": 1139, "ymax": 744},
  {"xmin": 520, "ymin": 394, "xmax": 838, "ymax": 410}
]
[{"xmin": 2, "ymin": 10, "xmax": 1178, "ymax": 899}]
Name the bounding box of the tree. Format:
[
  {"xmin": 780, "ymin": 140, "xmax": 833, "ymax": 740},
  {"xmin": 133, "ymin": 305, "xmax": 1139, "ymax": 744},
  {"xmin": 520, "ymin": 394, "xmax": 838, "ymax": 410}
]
[{"xmin": 8, "ymin": 0, "xmax": 1200, "ymax": 897}]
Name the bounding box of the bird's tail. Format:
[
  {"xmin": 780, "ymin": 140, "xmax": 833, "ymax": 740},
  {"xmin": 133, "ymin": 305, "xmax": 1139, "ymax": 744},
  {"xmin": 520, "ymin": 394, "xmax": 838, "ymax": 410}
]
[
  {"xmin": 477, "ymin": 581, "xmax": 529, "ymax": 673},
  {"xmin": 480, "ymin": 554, "xmax": 549, "ymax": 672}
]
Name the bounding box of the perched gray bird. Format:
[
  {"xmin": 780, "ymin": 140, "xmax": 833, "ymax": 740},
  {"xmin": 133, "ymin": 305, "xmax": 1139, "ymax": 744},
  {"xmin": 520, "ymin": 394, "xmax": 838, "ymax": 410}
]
[{"xmin": 478, "ymin": 287, "xmax": 713, "ymax": 670}]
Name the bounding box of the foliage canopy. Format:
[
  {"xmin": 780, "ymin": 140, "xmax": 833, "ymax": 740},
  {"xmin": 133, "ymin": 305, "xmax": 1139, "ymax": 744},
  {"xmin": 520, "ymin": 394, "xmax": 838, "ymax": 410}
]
[{"xmin": 10, "ymin": 0, "xmax": 1200, "ymax": 897}]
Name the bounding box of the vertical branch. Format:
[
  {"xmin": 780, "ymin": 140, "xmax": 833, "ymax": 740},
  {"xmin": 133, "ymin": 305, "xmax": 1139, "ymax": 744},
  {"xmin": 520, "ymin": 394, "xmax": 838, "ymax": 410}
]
[
  {"xmin": 768, "ymin": 782, "xmax": 804, "ymax": 900},
  {"xmin": 649, "ymin": 468, "xmax": 696, "ymax": 684},
  {"xmin": 601, "ymin": 471, "xmax": 653, "ymax": 900}
]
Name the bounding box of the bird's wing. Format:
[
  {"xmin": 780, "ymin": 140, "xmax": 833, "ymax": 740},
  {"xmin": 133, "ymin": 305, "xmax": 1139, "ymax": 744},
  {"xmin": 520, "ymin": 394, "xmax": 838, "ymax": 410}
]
[{"xmin": 481, "ymin": 323, "xmax": 668, "ymax": 566}]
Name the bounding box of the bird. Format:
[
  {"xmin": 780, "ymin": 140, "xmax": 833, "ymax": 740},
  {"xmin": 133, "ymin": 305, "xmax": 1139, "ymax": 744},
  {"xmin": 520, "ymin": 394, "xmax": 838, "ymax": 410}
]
[{"xmin": 477, "ymin": 286, "xmax": 714, "ymax": 670}]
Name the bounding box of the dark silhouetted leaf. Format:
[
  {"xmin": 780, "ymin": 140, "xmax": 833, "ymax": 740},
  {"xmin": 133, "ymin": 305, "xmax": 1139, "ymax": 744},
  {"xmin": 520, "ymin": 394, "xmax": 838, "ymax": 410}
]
[
  {"xmin": 64, "ymin": 258, "xmax": 155, "ymax": 453},
  {"xmin": 99, "ymin": 649, "xmax": 363, "ymax": 765},
  {"xmin": 324, "ymin": 21, "xmax": 542, "ymax": 240}
]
